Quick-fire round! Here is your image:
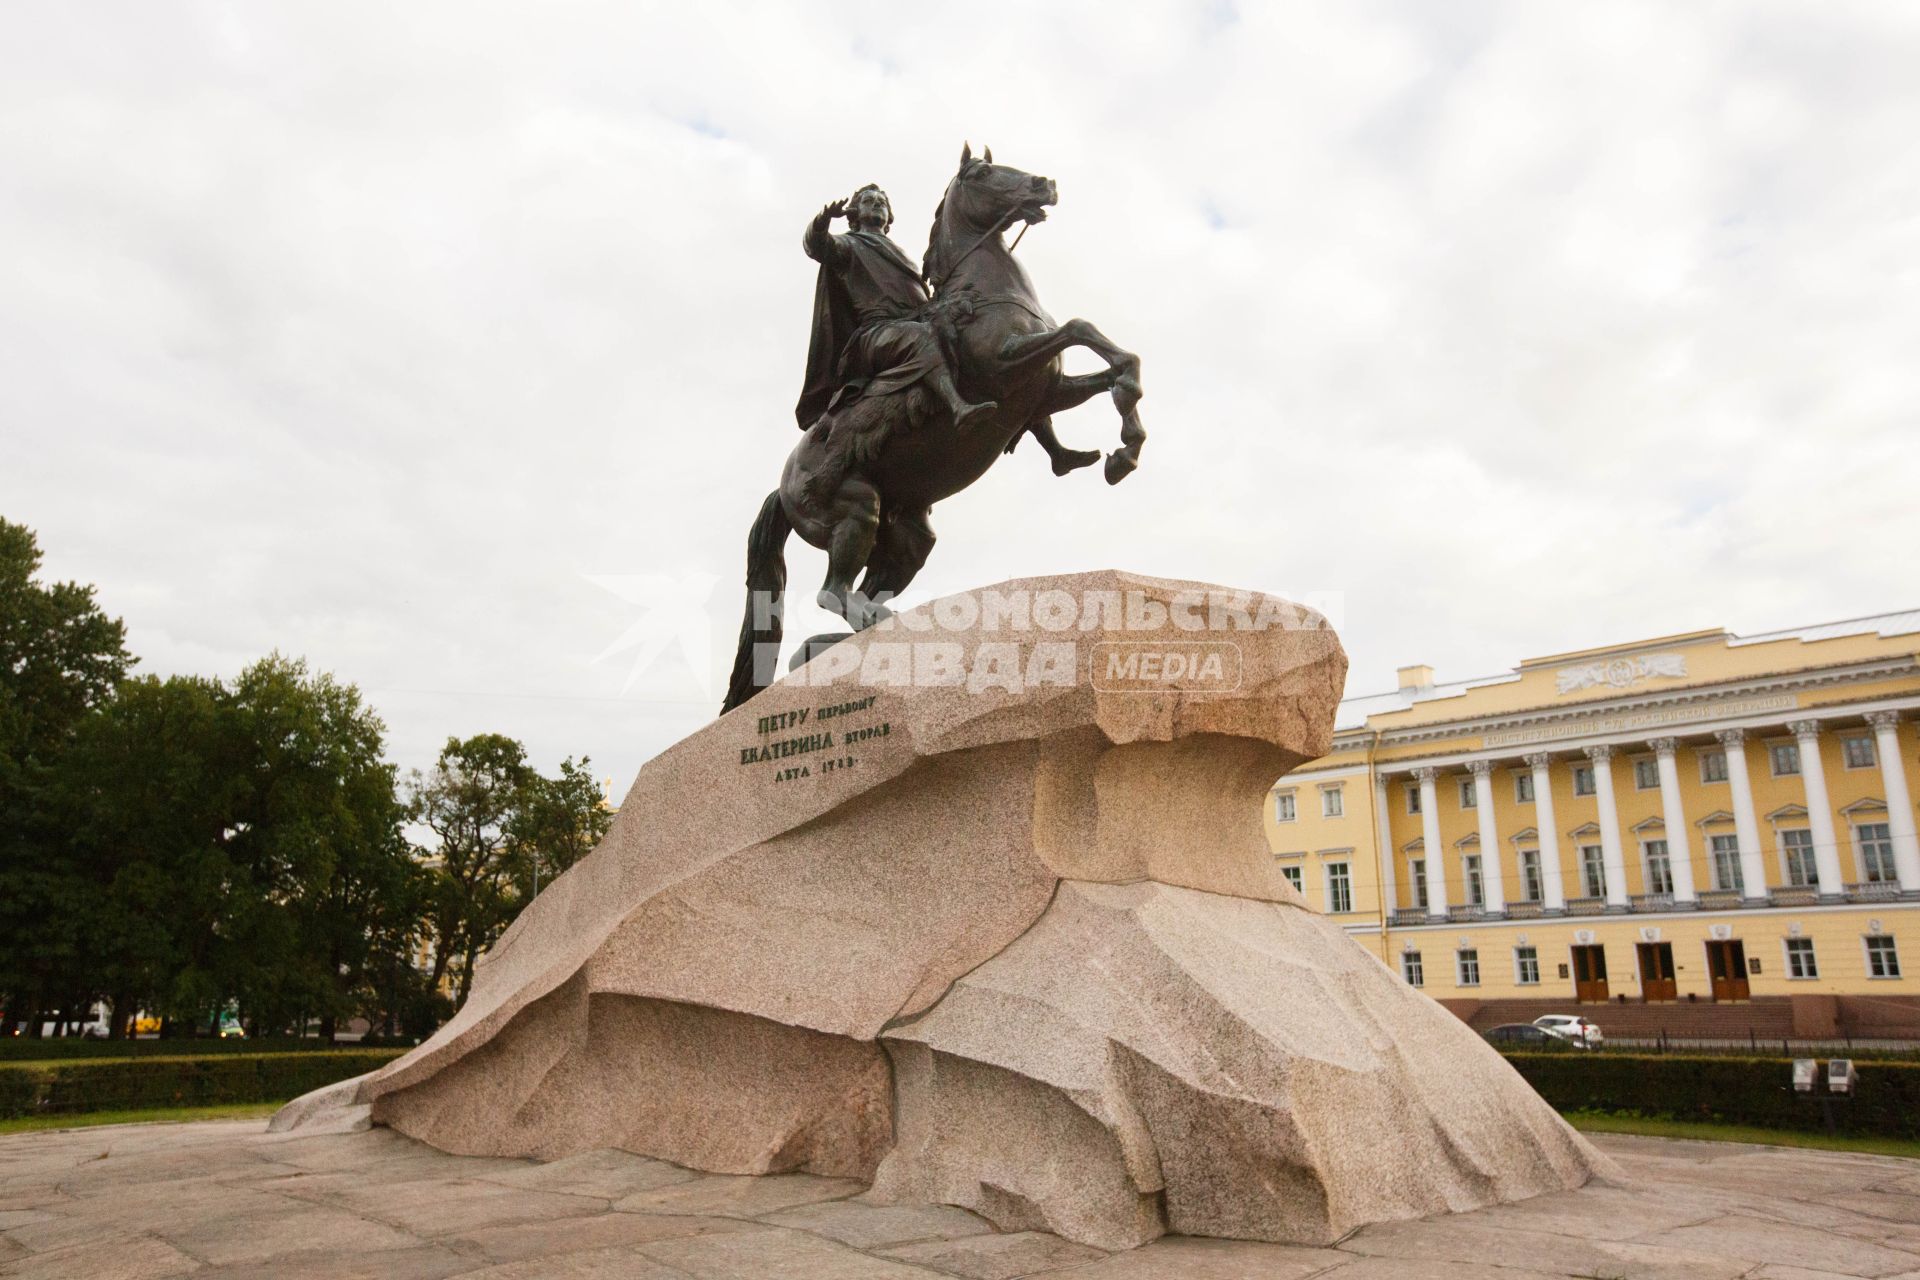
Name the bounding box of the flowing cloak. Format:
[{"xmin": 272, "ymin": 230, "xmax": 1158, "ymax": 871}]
[{"xmin": 796, "ymin": 226, "xmax": 940, "ymax": 429}]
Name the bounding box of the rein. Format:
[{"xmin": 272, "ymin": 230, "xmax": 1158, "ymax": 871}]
[
  {"xmin": 969, "ymin": 292, "xmax": 1048, "ymax": 321},
  {"xmin": 927, "ymin": 206, "xmax": 1021, "ymax": 292}
]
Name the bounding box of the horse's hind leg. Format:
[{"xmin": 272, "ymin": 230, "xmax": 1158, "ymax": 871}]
[
  {"xmin": 856, "ymin": 506, "xmax": 936, "ymax": 605},
  {"xmin": 818, "ymin": 478, "xmax": 884, "ymax": 629}
]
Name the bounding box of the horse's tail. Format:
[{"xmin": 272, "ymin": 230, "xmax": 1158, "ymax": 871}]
[{"xmin": 721, "ymin": 490, "xmax": 791, "ymax": 715}]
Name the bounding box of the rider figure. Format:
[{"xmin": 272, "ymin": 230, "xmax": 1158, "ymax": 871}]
[{"xmin": 797, "ymin": 184, "xmax": 995, "ymax": 433}]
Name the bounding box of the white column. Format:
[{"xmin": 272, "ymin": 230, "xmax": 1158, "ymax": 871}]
[
  {"xmin": 1587, "ymin": 745, "xmax": 1630, "ymax": 909},
  {"xmin": 1866, "ymin": 712, "xmax": 1920, "ymax": 892},
  {"xmin": 1526, "ymin": 752, "xmax": 1567, "ymax": 911},
  {"xmin": 1789, "ymin": 719, "xmax": 1846, "ymax": 898},
  {"xmin": 1470, "ymin": 759, "xmax": 1506, "ymax": 914},
  {"xmin": 1374, "ymin": 773, "xmax": 1399, "ymax": 913},
  {"xmin": 1647, "ymin": 737, "xmax": 1698, "ymax": 904},
  {"xmin": 1416, "ymin": 766, "xmax": 1448, "ymax": 919},
  {"xmin": 1717, "ymin": 728, "xmax": 1768, "ymax": 901}
]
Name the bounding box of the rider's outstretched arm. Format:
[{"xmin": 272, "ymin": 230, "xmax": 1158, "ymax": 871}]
[{"xmin": 803, "ymin": 201, "xmax": 850, "ymax": 266}]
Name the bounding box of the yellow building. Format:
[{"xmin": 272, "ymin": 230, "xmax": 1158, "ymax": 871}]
[{"xmin": 1267, "ymin": 610, "xmax": 1920, "ymax": 1039}]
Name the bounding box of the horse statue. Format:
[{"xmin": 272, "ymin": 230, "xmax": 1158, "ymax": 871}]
[{"xmin": 721, "ymin": 144, "xmax": 1146, "ymax": 713}]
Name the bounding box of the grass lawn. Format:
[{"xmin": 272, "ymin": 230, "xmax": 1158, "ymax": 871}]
[
  {"xmin": 1566, "ymin": 1109, "xmax": 1920, "ymax": 1159},
  {"xmin": 0, "ymin": 1102, "xmax": 281, "ymax": 1136}
]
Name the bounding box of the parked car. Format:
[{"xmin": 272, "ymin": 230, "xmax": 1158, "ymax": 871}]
[
  {"xmin": 1482, "ymin": 1023, "xmax": 1565, "ymax": 1048},
  {"xmin": 1533, "ymin": 1014, "xmax": 1603, "ymax": 1048}
]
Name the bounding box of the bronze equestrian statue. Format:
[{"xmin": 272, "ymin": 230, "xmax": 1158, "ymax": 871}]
[{"xmin": 722, "ymin": 145, "xmax": 1146, "ymax": 713}]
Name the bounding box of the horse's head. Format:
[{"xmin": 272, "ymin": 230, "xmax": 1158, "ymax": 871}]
[{"xmin": 924, "ymin": 143, "xmax": 1057, "ymax": 284}]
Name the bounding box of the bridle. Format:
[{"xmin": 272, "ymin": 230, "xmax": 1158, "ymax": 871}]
[{"xmin": 926, "ymin": 181, "xmax": 1035, "ymax": 292}]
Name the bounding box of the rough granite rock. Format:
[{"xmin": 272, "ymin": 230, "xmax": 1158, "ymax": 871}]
[
  {"xmin": 276, "ymin": 571, "xmax": 1613, "ymax": 1247},
  {"xmin": 871, "ymin": 880, "xmax": 1602, "ymax": 1248}
]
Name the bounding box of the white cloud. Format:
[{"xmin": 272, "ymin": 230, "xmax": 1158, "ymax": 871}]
[{"xmin": 2, "ymin": 1, "xmax": 1916, "ymax": 784}]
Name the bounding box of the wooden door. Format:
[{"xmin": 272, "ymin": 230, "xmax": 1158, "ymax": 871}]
[
  {"xmin": 1705, "ymin": 940, "xmax": 1750, "ymax": 1001},
  {"xmin": 1571, "ymin": 944, "xmax": 1609, "ymax": 1003},
  {"xmin": 1637, "ymin": 942, "xmax": 1677, "ymax": 1001}
]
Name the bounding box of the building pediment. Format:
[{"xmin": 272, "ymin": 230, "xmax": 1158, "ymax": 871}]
[{"xmin": 1694, "ymin": 809, "xmax": 1735, "ymax": 828}]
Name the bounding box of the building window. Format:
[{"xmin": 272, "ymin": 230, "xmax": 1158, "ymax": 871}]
[
  {"xmin": 1457, "ymin": 948, "xmax": 1481, "ymax": 987},
  {"xmin": 1406, "ymin": 783, "xmax": 1422, "ymax": 815},
  {"xmin": 1275, "ymin": 791, "xmax": 1296, "ymax": 823},
  {"xmin": 1279, "ymin": 864, "xmax": 1303, "ymax": 893},
  {"xmin": 1769, "ymin": 741, "xmax": 1801, "ymax": 777},
  {"xmin": 1858, "ymin": 822, "xmax": 1896, "ymax": 883},
  {"xmin": 1784, "ymin": 936, "xmax": 1818, "ymax": 980},
  {"xmin": 1463, "ymin": 854, "xmax": 1484, "ymax": 907},
  {"xmin": 1781, "ymin": 829, "xmax": 1818, "ymax": 887},
  {"xmin": 1321, "ymin": 786, "xmax": 1344, "ymax": 818},
  {"xmin": 1325, "ymin": 861, "xmax": 1352, "ymax": 914},
  {"xmin": 1519, "ymin": 849, "xmax": 1543, "ymax": 902},
  {"xmin": 1402, "ymin": 951, "xmax": 1424, "ymax": 987},
  {"xmin": 1633, "ymin": 758, "xmax": 1660, "ymax": 790},
  {"xmin": 1842, "ymin": 734, "xmax": 1876, "ymax": 769},
  {"xmin": 1459, "ymin": 778, "xmax": 1477, "ymax": 808},
  {"xmin": 1515, "ymin": 772, "xmax": 1534, "ymax": 803},
  {"xmin": 1572, "ymin": 764, "xmax": 1596, "ymax": 796},
  {"xmin": 1409, "ymin": 858, "xmax": 1428, "ymax": 910},
  {"xmin": 1644, "ymin": 839, "xmax": 1673, "ymax": 895},
  {"xmin": 1710, "ymin": 833, "xmax": 1744, "ymax": 893},
  {"xmin": 1866, "ymin": 935, "xmax": 1901, "ymax": 979},
  {"xmin": 1580, "ymin": 844, "xmax": 1607, "ymax": 898},
  {"xmin": 1515, "ymin": 945, "xmax": 1540, "ymax": 985},
  {"xmin": 1700, "ymin": 750, "xmax": 1728, "ymax": 783}
]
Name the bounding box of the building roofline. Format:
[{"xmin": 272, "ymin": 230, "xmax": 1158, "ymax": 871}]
[
  {"xmin": 1335, "ymin": 607, "xmax": 1920, "ymax": 729},
  {"xmin": 1520, "ymin": 628, "xmax": 1728, "ymax": 669}
]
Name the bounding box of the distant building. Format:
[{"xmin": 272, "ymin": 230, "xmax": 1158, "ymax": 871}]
[{"xmin": 1267, "ymin": 610, "xmax": 1920, "ymax": 1039}]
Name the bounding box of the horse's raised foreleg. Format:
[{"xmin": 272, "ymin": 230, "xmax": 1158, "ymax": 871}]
[
  {"xmin": 997, "ymin": 320, "xmax": 1145, "ymax": 484},
  {"xmin": 1043, "ymin": 371, "xmax": 1120, "ymax": 415}
]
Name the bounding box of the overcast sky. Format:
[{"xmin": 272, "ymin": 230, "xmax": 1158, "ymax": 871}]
[{"xmin": 4, "ymin": 2, "xmax": 1916, "ymax": 788}]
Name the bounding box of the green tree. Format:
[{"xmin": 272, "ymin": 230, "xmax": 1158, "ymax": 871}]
[
  {"xmin": 55, "ymin": 657, "xmax": 415, "ymax": 1041},
  {"xmin": 359, "ymin": 854, "xmax": 444, "ymax": 1039},
  {"xmin": 0, "ymin": 518, "xmax": 133, "ymax": 1035},
  {"xmin": 409, "ymin": 734, "xmax": 534, "ymax": 1006},
  {"xmin": 508, "ymin": 756, "xmax": 614, "ymax": 900},
  {"xmin": 226, "ymin": 655, "xmax": 411, "ymax": 1041},
  {"xmin": 55, "ymin": 673, "xmax": 246, "ymax": 1037}
]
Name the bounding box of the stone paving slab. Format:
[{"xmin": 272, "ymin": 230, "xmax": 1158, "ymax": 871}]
[
  {"xmin": 877, "ymin": 1229, "xmax": 1107, "ymax": 1278},
  {"xmin": 1, "ymin": 1119, "xmax": 1915, "ymax": 1279}
]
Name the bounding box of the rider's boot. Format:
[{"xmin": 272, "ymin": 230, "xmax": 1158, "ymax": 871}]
[
  {"xmin": 934, "ymin": 374, "xmax": 997, "ymax": 432},
  {"xmin": 1029, "ymin": 416, "xmax": 1101, "ymax": 476},
  {"xmin": 954, "ymin": 400, "xmax": 999, "ymax": 431}
]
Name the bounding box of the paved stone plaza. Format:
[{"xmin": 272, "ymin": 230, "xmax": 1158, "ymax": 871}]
[{"xmin": 1, "ymin": 1120, "xmax": 1915, "ymax": 1279}]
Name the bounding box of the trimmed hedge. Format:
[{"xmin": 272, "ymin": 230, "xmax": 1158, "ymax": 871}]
[
  {"xmin": 0, "ymin": 1050, "xmax": 405, "ymax": 1119},
  {"xmin": 1504, "ymin": 1051, "xmax": 1920, "ymax": 1139},
  {"xmin": 0, "ymin": 1037, "xmax": 415, "ymax": 1062}
]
